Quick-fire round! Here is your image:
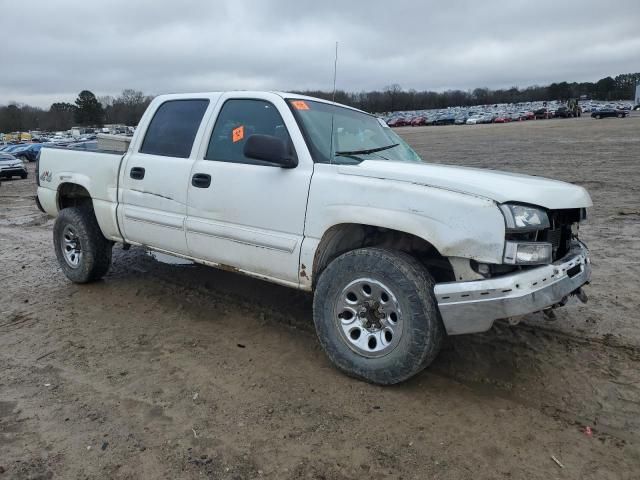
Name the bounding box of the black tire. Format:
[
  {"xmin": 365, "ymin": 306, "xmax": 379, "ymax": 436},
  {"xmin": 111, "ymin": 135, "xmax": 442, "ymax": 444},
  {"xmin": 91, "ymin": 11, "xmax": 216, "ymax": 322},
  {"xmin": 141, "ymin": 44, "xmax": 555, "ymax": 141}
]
[
  {"xmin": 313, "ymin": 248, "xmax": 444, "ymax": 385},
  {"xmin": 53, "ymin": 207, "xmax": 112, "ymax": 283},
  {"xmin": 21, "ymin": 173, "xmax": 27, "ymax": 179},
  {"xmin": 596, "ymin": 114, "xmax": 602, "ymax": 119}
]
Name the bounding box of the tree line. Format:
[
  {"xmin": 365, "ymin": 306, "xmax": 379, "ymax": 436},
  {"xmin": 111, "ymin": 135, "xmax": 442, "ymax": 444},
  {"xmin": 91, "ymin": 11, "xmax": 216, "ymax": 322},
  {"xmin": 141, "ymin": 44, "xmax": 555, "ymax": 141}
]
[
  {"xmin": 1, "ymin": 73, "xmax": 638, "ymax": 133},
  {"xmin": 311, "ymin": 72, "xmax": 640, "ymax": 113},
  {"xmin": 0, "ymin": 89, "xmax": 153, "ymax": 134}
]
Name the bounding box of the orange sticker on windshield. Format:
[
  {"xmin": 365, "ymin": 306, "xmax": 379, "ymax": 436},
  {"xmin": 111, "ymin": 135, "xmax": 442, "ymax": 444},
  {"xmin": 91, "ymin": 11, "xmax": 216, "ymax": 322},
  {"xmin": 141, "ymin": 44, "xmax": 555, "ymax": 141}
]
[
  {"xmin": 232, "ymin": 125, "xmax": 244, "ymax": 143},
  {"xmin": 292, "ymin": 100, "xmax": 310, "ymax": 110}
]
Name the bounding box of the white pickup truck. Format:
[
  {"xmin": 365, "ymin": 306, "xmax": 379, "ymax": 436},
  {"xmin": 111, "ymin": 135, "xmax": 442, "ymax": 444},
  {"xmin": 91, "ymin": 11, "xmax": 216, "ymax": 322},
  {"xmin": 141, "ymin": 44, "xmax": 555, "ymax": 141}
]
[{"xmin": 36, "ymin": 91, "xmax": 592, "ymax": 384}]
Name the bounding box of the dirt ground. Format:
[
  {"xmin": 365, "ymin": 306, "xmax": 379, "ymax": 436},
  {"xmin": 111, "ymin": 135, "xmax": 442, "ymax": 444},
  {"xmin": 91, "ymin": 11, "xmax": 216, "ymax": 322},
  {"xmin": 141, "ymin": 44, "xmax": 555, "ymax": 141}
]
[{"xmin": 1, "ymin": 115, "xmax": 639, "ymax": 479}]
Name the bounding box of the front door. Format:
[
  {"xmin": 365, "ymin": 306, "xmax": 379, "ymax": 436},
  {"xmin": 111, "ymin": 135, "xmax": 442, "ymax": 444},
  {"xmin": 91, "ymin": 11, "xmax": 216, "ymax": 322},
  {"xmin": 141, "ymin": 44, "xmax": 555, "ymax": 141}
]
[
  {"xmin": 185, "ymin": 95, "xmax": 313, "ymax": 286},
  {"xmin": 119, "ymin": 98, "xmax": 210, "ymax": 254}
]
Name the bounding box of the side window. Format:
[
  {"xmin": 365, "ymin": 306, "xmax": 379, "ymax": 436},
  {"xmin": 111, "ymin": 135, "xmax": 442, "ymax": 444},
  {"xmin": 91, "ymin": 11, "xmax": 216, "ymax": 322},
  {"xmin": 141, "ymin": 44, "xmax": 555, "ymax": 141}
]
[
  {"xmin": 205, "ymin": 99, "xmax": 293, "ymax": 164},
  {"xmin": 140, "ymin": 99, "xmax": 209, "ymax": 158}
]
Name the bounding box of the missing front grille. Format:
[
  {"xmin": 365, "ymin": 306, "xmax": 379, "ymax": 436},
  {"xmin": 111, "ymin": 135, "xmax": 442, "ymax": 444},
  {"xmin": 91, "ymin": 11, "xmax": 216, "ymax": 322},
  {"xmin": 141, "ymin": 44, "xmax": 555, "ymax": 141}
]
[{"xmin": 567, "ymin": 265, "xmax": 582, "ymax": 278}]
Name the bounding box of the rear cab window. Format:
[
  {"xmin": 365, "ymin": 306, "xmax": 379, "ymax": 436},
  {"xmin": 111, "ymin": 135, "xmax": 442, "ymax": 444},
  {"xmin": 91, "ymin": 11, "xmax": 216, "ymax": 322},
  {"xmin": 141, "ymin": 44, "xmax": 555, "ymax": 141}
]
[{"xmin": 140, "ymin": 99, "xmax": 209, "ymax": 158}]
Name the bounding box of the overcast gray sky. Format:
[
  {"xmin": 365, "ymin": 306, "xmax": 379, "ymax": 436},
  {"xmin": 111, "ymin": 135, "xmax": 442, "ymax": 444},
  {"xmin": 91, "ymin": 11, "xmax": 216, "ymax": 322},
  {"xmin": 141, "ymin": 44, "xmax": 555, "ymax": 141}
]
[{"xmin": 2, "ymin": 0, "xmax": 639, "ymax": 108}]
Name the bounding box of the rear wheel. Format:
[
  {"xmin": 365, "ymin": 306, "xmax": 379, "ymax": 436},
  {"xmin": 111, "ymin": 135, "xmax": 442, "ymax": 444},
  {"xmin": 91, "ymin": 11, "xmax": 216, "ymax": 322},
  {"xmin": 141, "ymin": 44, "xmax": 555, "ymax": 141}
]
[
  {"xmin": 313, "ymin": 248, "xmax": 444, "ymax": 385},
  {"xmin": 20, "ymin": 172, "xmax": 27, "ymax": 179},
  {"xmin": 53, "ymin": 207, "xmax": 112, "ymax": 283}
]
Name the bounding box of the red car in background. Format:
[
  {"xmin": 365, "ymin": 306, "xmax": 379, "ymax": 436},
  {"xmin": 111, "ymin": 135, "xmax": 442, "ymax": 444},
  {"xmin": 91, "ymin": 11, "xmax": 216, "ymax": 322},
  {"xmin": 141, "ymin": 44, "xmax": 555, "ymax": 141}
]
[
  {"xmin": 515, "ymin": 111, "xmax": 534, "ymax": 121},
  {"xmin": 387, "ymin": 117, "xmax": 411, "ymax": 127},
  {"xmin": 493, "ymin": 114, "xmax": 512, "ymax": 123}
]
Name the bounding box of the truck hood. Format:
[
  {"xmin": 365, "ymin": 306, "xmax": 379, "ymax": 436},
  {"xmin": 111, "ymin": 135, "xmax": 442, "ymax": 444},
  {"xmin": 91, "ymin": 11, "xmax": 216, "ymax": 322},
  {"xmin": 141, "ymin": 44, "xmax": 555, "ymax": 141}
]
[{"xmin": 339, "ymin": 160, "xmax": 592, "ymax": 209}]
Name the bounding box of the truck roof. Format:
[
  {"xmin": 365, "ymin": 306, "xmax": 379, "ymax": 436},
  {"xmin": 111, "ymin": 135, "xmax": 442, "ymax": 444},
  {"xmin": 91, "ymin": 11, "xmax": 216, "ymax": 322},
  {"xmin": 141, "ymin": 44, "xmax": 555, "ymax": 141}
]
[{"xmin": 151, "ymin": 91, "xmax": 368, "ymax": 114}]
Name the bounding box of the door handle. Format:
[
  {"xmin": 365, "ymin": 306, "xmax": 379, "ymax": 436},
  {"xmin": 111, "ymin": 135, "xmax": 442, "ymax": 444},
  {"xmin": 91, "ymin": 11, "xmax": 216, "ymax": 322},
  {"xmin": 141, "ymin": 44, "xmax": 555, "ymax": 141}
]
[
  {"xmin": 130, "ymin": 167, "xmax": 145, "ymax": 180},
  {"xmin": 191, "ymin": 173, "xmax": 211, "ymax": 188}
]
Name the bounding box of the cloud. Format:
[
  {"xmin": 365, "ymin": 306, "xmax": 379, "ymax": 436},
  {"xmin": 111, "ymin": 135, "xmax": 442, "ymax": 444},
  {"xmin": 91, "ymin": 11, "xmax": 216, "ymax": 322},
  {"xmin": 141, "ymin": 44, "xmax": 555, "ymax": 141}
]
[{"xmin": 2, "ymin": 0, "xmax": 639, "ymax": 107}]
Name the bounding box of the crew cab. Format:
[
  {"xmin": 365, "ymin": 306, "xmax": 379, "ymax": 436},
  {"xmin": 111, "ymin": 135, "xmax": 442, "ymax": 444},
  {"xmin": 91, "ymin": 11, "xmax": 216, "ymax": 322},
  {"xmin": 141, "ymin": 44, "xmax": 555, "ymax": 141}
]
[{"xmin": 36, "ymin": 91, "xmax": 592, "ymax": 384}]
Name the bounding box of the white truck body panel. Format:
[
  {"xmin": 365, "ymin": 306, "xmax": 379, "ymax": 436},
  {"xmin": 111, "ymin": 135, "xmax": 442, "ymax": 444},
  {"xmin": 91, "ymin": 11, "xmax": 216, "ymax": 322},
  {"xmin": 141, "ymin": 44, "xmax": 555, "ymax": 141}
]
[
  {"xmin": 119, "ymin": 152, "xmax": 196, "ymax": 254},
  {"xmin": 344, "ymin": 160, "xmax": 593, "ymax": 209},
  {"xmin": 36, "ymin": 90, "xmax": 593, "ymax": 335},
  {"xmin": 184, "ymin": 92, "xmax": 314, "ymax": 284},
  {"xmin": 37, "ymin": 149, "xmax": 123, "ymax": 241},
  {"xmin": 116, "ymin": 94, "xmax": 221, "ymax": 254},
  {"xmin": 300, "ymin": 162, "xmax": 507, "ymax": 287}
]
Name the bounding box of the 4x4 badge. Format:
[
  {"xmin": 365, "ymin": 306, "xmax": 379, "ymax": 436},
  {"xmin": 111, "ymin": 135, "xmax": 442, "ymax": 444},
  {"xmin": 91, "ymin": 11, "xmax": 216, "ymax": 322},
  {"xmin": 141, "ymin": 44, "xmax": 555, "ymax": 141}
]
[{"xmin": 40, "ymin": 170, "xmax": 52, "ymax": 182}]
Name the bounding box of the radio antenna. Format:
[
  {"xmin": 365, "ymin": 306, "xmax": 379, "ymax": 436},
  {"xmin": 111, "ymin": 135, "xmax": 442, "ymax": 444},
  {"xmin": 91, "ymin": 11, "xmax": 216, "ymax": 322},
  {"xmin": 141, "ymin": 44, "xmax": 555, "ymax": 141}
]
[
  {"xmin": 329, "ymin": 41, "xmax": 339, "ymax": 165},
  {"xmin": 332, "ymin": 41, "xmax": 339, "ymax": 102}
]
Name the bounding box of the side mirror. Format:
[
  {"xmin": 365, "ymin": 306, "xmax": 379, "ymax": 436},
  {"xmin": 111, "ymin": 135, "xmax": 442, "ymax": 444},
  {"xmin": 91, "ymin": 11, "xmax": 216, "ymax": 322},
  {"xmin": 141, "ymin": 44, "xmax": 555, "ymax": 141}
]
[{"xmin": 243, "ymin": 134, "xmax": 297, "ymax": 168}]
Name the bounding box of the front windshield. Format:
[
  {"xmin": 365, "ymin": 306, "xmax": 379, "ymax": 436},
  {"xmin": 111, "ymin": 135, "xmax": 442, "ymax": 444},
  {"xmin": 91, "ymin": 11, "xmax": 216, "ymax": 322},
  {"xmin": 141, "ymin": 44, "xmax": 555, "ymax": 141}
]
[{"xmin": 288, "ymin": 99, "xmax": 424, "ymax": 165}]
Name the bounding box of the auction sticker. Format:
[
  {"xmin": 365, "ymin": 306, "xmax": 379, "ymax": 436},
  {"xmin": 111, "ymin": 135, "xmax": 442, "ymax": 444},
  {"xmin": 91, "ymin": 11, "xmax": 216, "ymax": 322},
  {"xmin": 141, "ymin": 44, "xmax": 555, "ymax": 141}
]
[
  {"xmin": 232, "ymin": 125, "xmax": 244, "ymax": 142},
  {"xmin": 292, "ymin": 100, "xmax": 310, "ymax": 110}
]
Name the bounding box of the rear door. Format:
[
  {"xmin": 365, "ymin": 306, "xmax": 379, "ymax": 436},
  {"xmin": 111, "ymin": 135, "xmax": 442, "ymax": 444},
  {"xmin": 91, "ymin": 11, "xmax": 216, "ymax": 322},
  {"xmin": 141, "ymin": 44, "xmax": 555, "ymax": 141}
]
[
  {"xmin": 118, "ymin": 98, "xmax": 211, "ymax": 254},
  {"xmin": 185, "ymin": 93, "xmax": 314, "ymax": 286}
]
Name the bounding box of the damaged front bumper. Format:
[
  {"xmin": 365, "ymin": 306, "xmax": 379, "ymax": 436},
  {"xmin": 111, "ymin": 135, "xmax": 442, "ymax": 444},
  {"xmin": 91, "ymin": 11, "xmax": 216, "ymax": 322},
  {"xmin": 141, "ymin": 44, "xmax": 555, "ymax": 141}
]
[{"xmin": 434, "ymin": 241, "xmax": 591, "ymax": 335}]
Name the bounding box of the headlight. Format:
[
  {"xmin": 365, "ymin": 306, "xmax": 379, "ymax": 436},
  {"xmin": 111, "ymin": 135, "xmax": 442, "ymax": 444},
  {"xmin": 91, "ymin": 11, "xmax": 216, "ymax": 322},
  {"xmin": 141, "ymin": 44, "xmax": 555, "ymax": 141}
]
[
  {"xmin": 500, "ymin": 203, "xmax": 550, "ymax": 231},
  {"xmin": 503, "ymin": 241, "xmax": 552, "ymax": 265}
]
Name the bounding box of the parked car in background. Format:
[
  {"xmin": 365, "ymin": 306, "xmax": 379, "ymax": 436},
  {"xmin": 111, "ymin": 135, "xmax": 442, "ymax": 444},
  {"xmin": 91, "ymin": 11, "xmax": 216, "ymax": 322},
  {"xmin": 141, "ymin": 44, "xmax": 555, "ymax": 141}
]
[
  {"xmin": 534, "ymin": 108, "xmax": 550, "ymax": 119},
  {"xmin": 1, "ymin": 144, "xmax": 25, "ymax": 153},
  {"xmin": 67, "ymin": 140, "xmax": 98, "ymax": 150},
  {"xmin": 513, "ymin": 111, "xmax": 531, "ymax": 121},
  {"xmin": 386, "ymin": 117, "xmax": 407, "ymax": 127},
  {"xmin": 591, "ymin": 108, "xmax": 627, "ymax": 119},
  {"xmin": 11, "ymin": 143, "xmax": 43, "ymax": 162},
  {"xmin": 466, "ymin": 115, "xmax": 484, "ymax": 125},
  {"xmin": 433, "ymin": 114, "xmax": 455, "ymax": 125},
  {"xmin": 554, "ymin": 106, "xmax": 573, "ymax": 118},
  {"xmin": 0, "ymin": 153, "xmax": 28, "ymax": 179}
]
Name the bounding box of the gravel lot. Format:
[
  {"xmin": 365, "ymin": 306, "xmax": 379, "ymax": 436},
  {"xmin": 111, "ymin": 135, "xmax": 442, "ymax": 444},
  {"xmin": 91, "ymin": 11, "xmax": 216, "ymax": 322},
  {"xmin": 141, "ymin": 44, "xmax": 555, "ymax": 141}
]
[{"xmin": 1, "ymin": 115, "xmax": 639, "ymax": 479}]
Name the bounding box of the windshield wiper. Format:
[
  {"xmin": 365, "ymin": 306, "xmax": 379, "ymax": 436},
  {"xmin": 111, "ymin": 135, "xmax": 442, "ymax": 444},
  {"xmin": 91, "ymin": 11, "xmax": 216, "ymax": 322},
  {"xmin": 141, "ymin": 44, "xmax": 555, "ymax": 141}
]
[{"xmin": 335, "ymin": 143, "xmax": 399, "ymax": 156}]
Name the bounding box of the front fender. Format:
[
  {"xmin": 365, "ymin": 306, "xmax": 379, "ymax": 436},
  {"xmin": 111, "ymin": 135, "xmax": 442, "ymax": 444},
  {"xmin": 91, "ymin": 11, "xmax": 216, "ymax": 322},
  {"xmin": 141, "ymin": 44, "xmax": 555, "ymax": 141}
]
[{"xmin": 300, "ymin": 164, "xmax": 506, "ymax": 287}]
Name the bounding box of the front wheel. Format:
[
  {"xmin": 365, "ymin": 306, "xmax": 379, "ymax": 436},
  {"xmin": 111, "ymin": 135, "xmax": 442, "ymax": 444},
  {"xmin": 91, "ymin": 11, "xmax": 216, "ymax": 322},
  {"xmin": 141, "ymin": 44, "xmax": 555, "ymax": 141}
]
[
  {"xmin": 313, "ymin": 248, "xmax": 444, "ymax": 385},
  {"xmin": 53, "ymin": 207, "xmax": 113, "ymax": 283}
]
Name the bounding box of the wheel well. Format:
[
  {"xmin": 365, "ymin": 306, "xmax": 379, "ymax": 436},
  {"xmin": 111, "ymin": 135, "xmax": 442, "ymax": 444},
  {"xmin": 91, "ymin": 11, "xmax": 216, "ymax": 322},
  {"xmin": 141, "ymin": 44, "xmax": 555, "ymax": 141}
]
[
  {"xmin": 313, "ymin": 224, "xmax": 455, "ymax": 285},
  {"xmin": 57, "ymin": 183, "xmax": 93, "ymax": 211}
]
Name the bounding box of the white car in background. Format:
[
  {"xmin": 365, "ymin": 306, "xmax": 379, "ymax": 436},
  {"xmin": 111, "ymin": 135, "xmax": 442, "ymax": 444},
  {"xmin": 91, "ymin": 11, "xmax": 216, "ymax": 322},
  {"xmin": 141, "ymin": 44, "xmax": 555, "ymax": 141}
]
[{"xmin": 0, "ymin": 153, "xmax": 28, "ymax": 179}]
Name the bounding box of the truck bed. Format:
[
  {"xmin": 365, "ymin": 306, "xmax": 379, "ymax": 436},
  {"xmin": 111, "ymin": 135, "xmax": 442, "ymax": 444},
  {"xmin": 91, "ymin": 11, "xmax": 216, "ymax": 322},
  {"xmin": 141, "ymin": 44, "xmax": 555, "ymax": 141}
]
[{"xmin": 36, "ymin": 147, "xmax": 124, "ymax": 241}]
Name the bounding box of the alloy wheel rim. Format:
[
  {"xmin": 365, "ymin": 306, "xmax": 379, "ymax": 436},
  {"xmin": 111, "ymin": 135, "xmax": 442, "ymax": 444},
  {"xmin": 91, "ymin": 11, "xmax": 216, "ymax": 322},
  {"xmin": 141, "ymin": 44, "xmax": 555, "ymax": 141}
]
[
  {"xmin": 334, "ymin": 278, "xmax": 403, "ymax": 358},
  {"xmin": 61, "ymin": 225, "xmax": 82, "ymax": 268}
]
